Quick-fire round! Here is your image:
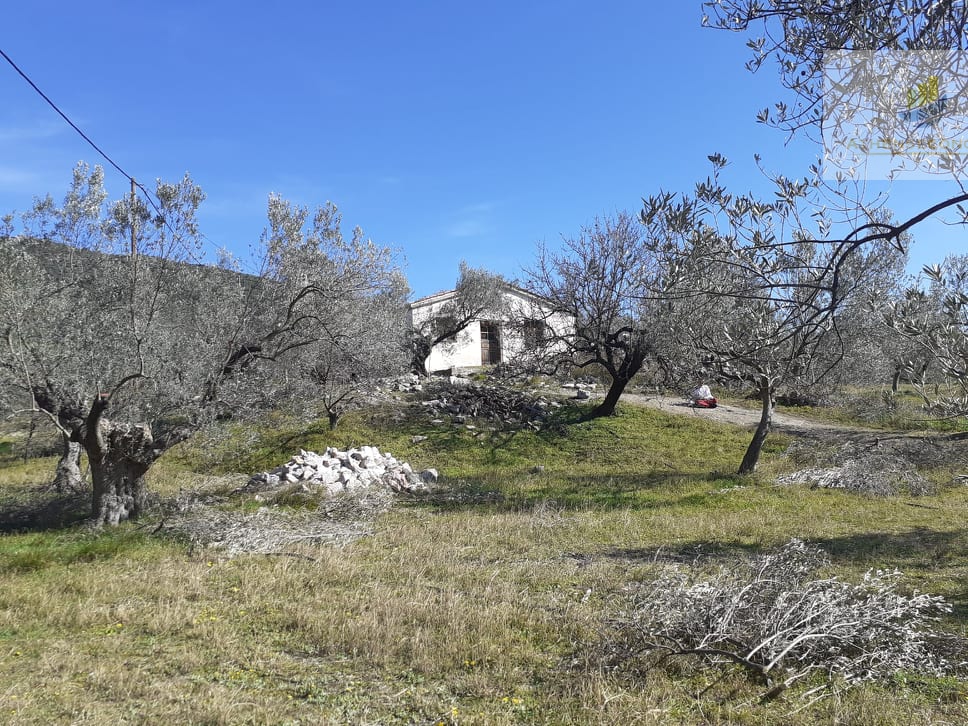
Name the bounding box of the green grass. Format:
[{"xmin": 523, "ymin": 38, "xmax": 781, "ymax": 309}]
[
  {"xmin": 0, "ymin": 529, "xmax": 164, "ymax": 573},
  {"xmin": 774, "ymin": 385, "xmax": 968, "ymax": 433},
  {"xmin": 0, "ymin": 400, "xmax": 965, "ymax": 724}
]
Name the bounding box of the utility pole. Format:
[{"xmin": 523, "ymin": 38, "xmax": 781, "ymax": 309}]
[
  {"xmin": 130, "ymin": 177, "xmax": 137, "ymax": 258},
  {"xmin": 129, "ymin": 178, "xmax": 138, "ymax": 320}
]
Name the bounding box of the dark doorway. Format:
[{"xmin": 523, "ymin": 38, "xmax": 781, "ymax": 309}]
[{"xmin": 480, "ymin": 321, "xmax": 502, "ymax": 365}]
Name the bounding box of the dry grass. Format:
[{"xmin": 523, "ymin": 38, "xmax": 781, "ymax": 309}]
[{"xmin": 1, "ymin": 402, "xmax": 966, "ymax": 724}]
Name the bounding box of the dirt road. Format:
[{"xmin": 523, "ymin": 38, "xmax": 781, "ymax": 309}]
[{"xmin": 618, "ymin": 392, "xmax": 848, "ymax": 433}]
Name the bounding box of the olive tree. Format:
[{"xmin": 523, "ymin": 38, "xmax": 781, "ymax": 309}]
[
  {"xmin": 0, "ymin": 165, "xmax": 404, "ymax": 525},
  {"xmin": 641, "ymin": 158, "xmax": 906, "ymax": 473},
  {"xmin": 883, "ymin": 255, "xmax": 968, "ymax": 416},
  {"xmin": 254, "ymin": 195, "xmax": 410, "ymax": 428},
  {"xmin": 702, "ymin": 0, "xmax": 968, "ymax": 421}
]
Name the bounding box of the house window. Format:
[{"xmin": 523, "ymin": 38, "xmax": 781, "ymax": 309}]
[
  {"xmin": 480, "ymin": 321, "xmax": 502, "ymax": 365},
  {"xmin": 523, "ymin": 319, "xmax": 546, "ymax": 350}
]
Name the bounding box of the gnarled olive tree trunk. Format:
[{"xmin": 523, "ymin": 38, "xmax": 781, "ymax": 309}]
[
  {"xmin": 410, "ymin": 336, "xmax": 433, "ymax": 376},
  {"xmin": 52, "ymin": 433, "xmax": 84, "ymax": 492},
  {"xmin": 89, "ymin": 421, "xmax": 160, "ymax": 526},
  {"xmin": 72, "ymin": 398, "xmax": 181, "ymax": 527},
  {"xmin": 587, "ymin": 375, "xmax": 630, "ymax": 419}
]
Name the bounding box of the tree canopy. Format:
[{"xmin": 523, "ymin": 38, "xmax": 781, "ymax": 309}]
[{"xmin": 0, "ymin": 164, "xmax": 406, "ymax": 525}]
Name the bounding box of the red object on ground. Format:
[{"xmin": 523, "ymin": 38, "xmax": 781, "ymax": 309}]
[{"xmin": 694, "ymin": 397, "xmax": 718, "ymax": 409}]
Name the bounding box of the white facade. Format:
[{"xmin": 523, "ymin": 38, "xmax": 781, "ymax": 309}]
[{"xmin": 409, "ymin": 285, "xmax": 573, "ymax": 373}]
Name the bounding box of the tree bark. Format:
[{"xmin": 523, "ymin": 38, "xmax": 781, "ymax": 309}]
[
  {"xmin": 586, "ymin": 376, "xmax": 630, "ymax": 419},
  {"xmin": 88, "ymin": 419, "xmax": 162, "ymax": 526},
  {"xmin": 73, "ymin": 398, "xmax": 169, "ymax": 527},
  {"xmin": 739, "ymin": 377, "xmax": 774, "ymax": 475},
  {"xmin": 52, "ymin": 433, "xmax": 84, "ymax": 492},
  {"xmin": 584, "ymin": 346, "xmax": 648, "ymax": 420},
  {"xmin": 411, "ymin": 338, "xmax": 432, "ymax": 377}
]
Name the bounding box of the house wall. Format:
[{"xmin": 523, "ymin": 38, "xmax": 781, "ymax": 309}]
[
  {"xmin": 501, "ymin": 291, "xmax": 574, "ymax": 364},
  {"xmin": 409, "ymin": 297, "xmax": 484, "ymax": 372},
  {"xmin": 410, "ymin": 287, "xmax": 574, "ymax": 373}
]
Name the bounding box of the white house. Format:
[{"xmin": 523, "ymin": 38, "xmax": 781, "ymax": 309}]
[{"xmin": 408, "ymin": 284, "xmax": 573, "ymax": 373}]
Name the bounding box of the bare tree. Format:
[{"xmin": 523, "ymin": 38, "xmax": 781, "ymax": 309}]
[
  {"xmin": 256, "ymin": 196, "xmax": 410, "ymax": 428},
  {"xmin": 526, "ymin": 212, "xmax": 668, "ymax": 419},
  {"xmin": 0, "ymin": 166, "xmax": 405, "ymax": 525},
  {"xmin": 409, "ymin": 261, "xmax": 507, "ymax": 375}
]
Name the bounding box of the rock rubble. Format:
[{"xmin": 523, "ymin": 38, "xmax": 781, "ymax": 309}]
[{"xmin": 244, "ymin": 446, "xmax": 430, "ymax": 496}]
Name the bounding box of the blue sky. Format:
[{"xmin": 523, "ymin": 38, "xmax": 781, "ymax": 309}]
[{"xmin": 0, "ymin": 1, "xmax": 963, "ymax": 297}]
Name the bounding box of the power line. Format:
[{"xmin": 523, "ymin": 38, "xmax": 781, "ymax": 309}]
[
  {"xmin": 0, "ymin": 47, "xmax": 131, "ymax": 183},
  {"xmin": 0, "ymin": 45, "xmax": 226, "ymax": 259}
]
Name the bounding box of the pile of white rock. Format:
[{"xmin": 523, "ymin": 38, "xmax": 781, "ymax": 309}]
[
  {"xmin": 244, "ymin": 446, "xmax": 434, "ymax": 496},
  {"xmin": 381, "ymin": 373, "xmax": 424, "ymax": 393},
  {"xmin": 561, "ymin": 380, "xmax": 597, "ymax": 400}
]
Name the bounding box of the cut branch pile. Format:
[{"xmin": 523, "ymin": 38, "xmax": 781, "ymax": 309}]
[
  {"xmin": 420, "ymin": 380, "xmax": 552, "ymax": 428},
  {"xmin": 779, "ymin": 439, "xmax": 935, "ymax": 496},
  {"xmin": 604, "ymin": 540, "xmax": 959, "ymax": 704},
  {"xmin": 161, "ymin": 505, "xmax": 372, "ymax": 556},
  {"xmin": 155, "ymin": 476, "xmax": 394, "ymax": 555}
]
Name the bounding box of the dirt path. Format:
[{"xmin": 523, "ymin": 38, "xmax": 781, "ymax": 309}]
[
  {"xmin": 618, "ymin": 392, "xmax": 850, "ymax": 434},
  {"xmin": 612, "ymin": 391, "xmax": 968, "ymax": 474}
]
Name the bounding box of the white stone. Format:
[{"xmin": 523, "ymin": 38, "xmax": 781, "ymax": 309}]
[
  {"xmin": 322, "ymin": 479, "xmax": 343, "ymax": 496},
  {"xmin": 314, "ymin": 468, "xmax": 336, "ymax": 485},
  {"xmin": 250, "ymin": 445, "xmax": 429, "ymax": 497}
]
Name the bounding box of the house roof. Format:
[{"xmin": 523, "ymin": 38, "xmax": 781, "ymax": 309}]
[
  {"xmin": 409, "ymin": 288, "xmax": 458, "ymax": 308},
  {"xmin": 409, "ymin": 281, "xmax": 550, "ymax": 310}
]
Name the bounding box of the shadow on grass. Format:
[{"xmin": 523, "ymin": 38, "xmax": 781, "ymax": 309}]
[
  {"xmin": 406, "ymin": 470, "xmax": 748, "ymax": 514},
  {"xmin": 807, "ymin": 527, "xmax": 966, "ymax": 564},
  {"xmin": 0, "ymin": 490, "xmax": 91, "ymax": 533},
  {"xmin": 811, "ymin": 528, "xmax": 968, "ymax": 623}
]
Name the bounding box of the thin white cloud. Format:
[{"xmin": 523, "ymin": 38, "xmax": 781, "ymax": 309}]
[
  {"xmin": 445, "ymin": 218, "xmax": 488, "ymax": 238},
  {"xmin": 0, "ymin": 122, "xmax": 66, "ymax": 143},
  {"xmin": 443, "ymin": 200, "xmax": 500, "ymax": 238},
  {"xmin": 457, "ymin": 201, "xmax": 497, "ymax": 215},
  {"xmin": 0, "ymin": 166, "xmax": 42, "ymax": 189}
]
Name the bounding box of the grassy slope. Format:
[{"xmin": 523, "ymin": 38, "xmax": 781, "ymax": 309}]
[{"xmin": 0, "ymin": 403, "xmax": 965, "ymax": 725}]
